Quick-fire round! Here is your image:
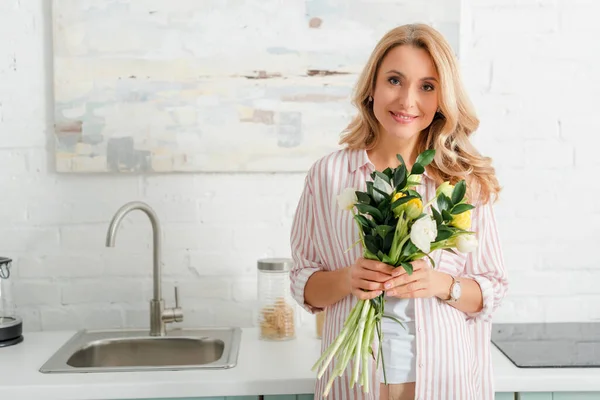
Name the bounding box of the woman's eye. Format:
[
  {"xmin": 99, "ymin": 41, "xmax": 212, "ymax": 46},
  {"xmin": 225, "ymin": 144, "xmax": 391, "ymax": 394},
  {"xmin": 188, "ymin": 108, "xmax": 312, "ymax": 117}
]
[
  {"xmin": 388, "ymin": 77, "xmax": 400, "ymax": 86},
  {"xmin": 423, "ymin": 84, "xmax": 435, "ymax": 92}
]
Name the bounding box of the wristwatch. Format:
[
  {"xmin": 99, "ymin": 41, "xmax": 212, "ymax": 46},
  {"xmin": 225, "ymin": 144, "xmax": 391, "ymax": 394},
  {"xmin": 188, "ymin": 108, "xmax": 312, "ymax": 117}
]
[{"xmin": 446, "ymin": 275, "xmax": 462, "ymax": 302}]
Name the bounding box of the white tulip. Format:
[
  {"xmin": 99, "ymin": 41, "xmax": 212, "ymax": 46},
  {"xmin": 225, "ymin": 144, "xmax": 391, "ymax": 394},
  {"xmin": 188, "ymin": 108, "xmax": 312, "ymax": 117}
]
[
  {"xmin": 337, "ymin": 187, "xmax": 358, "ymax": 211},
  {"xmin": 456, "ymin": 234, "xmax": 478, "ymax": 253},
  {"xmin": 410, "ymin": 216, "xmax": 437, "ymax": 254}
]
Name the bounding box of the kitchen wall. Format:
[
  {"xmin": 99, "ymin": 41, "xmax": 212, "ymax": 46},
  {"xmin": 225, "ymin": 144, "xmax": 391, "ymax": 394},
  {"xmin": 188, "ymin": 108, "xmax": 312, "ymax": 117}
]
[{"xmin": 1, "ymin": 0, "xmax": 598, "ymax": 333}]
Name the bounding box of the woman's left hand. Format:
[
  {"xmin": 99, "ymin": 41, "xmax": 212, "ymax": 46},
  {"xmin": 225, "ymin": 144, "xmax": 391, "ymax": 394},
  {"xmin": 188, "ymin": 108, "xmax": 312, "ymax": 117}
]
[{"xmin": 383, "ymin": 259, "xmax": 452, "ymax": 299}]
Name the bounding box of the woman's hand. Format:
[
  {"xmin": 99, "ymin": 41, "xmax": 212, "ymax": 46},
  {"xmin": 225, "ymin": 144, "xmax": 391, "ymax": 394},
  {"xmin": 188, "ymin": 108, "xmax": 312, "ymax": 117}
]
[
  {"xmin": 347, "ymin": 258, "xmax": 395, "ymax": 300},
  {"xmin": 383, "ymin": 259, "xmax": 453, "ymax": 299}
]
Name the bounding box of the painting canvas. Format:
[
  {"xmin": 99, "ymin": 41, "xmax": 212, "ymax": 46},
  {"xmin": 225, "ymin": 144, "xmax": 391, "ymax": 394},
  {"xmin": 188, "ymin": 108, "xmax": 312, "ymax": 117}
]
[{"xmin": 52, "ymin": 0, "xmax": 461, "ymax": 173}]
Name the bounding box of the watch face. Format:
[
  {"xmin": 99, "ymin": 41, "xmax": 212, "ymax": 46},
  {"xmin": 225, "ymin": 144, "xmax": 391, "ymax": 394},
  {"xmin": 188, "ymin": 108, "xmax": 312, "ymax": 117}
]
[{"xmin": 452, "ymin": 282, "xmax": 462, "ymax": 299}]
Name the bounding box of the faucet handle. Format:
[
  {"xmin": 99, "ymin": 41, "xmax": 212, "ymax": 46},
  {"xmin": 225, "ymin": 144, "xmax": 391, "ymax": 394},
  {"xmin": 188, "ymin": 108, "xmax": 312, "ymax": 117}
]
[
  {"xmin": 162, "ymin": 286, "xmax": 184, "ymax": 324},
  {"xmin": 174, "ymin": 286, "xmax": 181, "ymax": 309}
]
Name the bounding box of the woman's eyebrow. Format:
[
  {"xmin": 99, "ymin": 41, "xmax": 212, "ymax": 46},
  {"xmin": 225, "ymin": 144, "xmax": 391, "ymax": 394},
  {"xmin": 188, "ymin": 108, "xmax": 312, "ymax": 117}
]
[{"xmin": 385, "ymin": 69, "xmax": 438, "ymax": 83}]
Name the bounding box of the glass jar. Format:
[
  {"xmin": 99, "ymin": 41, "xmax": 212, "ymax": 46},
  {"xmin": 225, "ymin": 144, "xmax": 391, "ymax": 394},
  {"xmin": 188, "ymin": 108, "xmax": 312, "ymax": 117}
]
[
  {"xmin": 257, "ymin": 258, "xmax": 296, "ymax": 341},
  {"xmin": 0, "ymin": 257, "xmax": 23, "ymax": 347}
]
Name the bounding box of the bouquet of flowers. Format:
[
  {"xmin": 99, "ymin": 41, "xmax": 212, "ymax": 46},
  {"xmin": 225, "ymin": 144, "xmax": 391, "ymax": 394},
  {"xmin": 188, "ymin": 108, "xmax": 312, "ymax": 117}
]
[{"xmin": 312, "ymin": 149, "xmax": 478, "ymax": 397}]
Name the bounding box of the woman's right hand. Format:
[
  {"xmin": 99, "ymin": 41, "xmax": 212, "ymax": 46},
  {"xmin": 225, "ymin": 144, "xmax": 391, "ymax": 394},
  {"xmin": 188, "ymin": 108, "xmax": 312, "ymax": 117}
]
[{"xmin": 347, "ymin": 258, "xmax": 396, "ymax": 300}]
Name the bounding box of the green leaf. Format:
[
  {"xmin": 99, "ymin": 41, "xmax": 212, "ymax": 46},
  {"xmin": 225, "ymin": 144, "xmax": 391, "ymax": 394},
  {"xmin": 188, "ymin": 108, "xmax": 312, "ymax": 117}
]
[
  {"xmin": 425, "ymin": 253, "xmax": 436, "ymax": 269},
  {"xmin": 415, "ymin": 149, "xmax": 435, "ymax": 166},
  {"xmin": 383, "ymin": 229, "xmax": 395, "ymax": 253},
  {"xmin": 355, "ymin": 203, "xmax": 384, "ymax": 222},
  {"xmin": 364, "ymin": 235, "xmax": 380, "ymax": 256},
  {"xmin": 435, "ymin": 227, "xmax": 453, "ymax": 241},
  {"xmin": 396, "ymin": 153, "xmax": 406, "ymax": 167},
  {"xmin": 437, "ymin": 193, "xmax": 453, "ymax": 212},
  {"xmin": 356, "ymin": 191, "xmax": 371, "ymax": 204},
  {"xmin": 354, "ymin": 214, "xmax": 372, "ymax": 229},
  {"xmin": 375, "ymin": 225, "xmax": 394, "ymax": 239},
  {"xmin": 382, "ymin": 314, "xmax": 406, "ymax": 329},
  {"xmin": 374, "ymin": 171, "xmax": 391, "ymax": 185},
  {"xmin": 372, "ymin": 185, "xmax": 391, "ymax": 200},
  {"xmin": 390, "ymin": 194, "xmax": 418, "ymax": 210},
  {"xmin": 411, "ymin": 163, "xmax": 425, "ymax": 175},
  {"xmin": 431, "ymin": 207, "xmax": 443, "ymax": 226},
  {"xmin": 382, "ymin": 167, "xmax": 394, "ymax": 181},
  {"xmin": 451, "ymin": 180, "xmax": 466, "ymax": 204},
  {"xmin": 407, "ymin": 189, "xmax": 421, "ymax": 197},
  {"xmin": 442, "ymin": 209, "xmax": 453, "ymax": 222},
  {"xmin": 377, "ymin": 197, "xmax": 391, "ymax": 214},
  {"xmin": 366, "ymin": 181, "xmax": 374, "ymax": 197},
  {"xmin": 450, "ymin": 203, "xmax": 475, "ymax": 215},
  {"xmin": 400, "ymin": 261, "xmax": 414, "ymax": 275},
  {"xmin": 364, "ymin": 248, "xmax": 379, "ymax": 261},
  {"xmin": 393, "ymin": 164, "xmax": 407, "ymax": 190},
  {"xmin": 401, "ymin": 240, "xmax": 418, "ymax": 257},
  {"xmin": 443, "ymin": 248, "xmax": 459, "ymax": 256},
  {"xmin": 381, "ymin": 253, "xmax": 394, "ymax": 265}
]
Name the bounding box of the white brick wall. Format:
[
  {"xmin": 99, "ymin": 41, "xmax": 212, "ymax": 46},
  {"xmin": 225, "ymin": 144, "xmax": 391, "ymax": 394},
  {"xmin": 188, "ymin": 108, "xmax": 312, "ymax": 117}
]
[{"xmin": 0, "ymin": 0, "xmax": 599, "ymax": 333}]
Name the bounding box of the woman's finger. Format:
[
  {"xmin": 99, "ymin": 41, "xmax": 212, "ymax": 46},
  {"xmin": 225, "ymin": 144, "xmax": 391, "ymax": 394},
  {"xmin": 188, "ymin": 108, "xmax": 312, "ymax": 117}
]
[
  {"xmin": 356, "ymin": 268, "xmax": 392, "ymax": 283},
  {"xmin": 384, "ymin": 270, "xmax": 426, "ymax": 291},
  {"xmin": 355, "ymin": 278, "xmax": 384, "ymax": 292},
  {"xmin": 360, "ymin": 258, "xmax": 395, "ymax": 275},
  {"xmin": 353, "ymin": 288, "xmax": 383, "ymax": 300},
  {"xmin": 387, "ymin": 279, "xmax": 427, "ymax": 297}
]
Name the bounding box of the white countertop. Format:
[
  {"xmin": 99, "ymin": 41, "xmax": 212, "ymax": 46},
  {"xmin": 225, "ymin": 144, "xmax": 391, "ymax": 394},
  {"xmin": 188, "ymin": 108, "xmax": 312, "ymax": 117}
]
[{"xmin": 0, "ymin": 327, "xmax": 599, "ymax": 400}]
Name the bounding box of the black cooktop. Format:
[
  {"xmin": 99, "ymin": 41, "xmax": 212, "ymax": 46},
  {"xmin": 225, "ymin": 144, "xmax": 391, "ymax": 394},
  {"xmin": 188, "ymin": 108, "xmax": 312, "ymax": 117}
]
[{"xmin": 491, "ymin": 322, "xmax": 600, "ymax": 368}]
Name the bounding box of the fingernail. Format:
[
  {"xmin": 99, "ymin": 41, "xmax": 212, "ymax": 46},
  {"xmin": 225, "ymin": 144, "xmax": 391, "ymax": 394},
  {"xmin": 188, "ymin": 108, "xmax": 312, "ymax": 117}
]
[
  {"xmin": 376, "ymin": 291, "xmax": 383, "ymax": 296},
  {"xmin": 384, "ymin": 282, "xmax": 392, "ymax": 289},
  {"xmin": 387, "ymin": 291, "xmax": 394, "ymax": 296}
]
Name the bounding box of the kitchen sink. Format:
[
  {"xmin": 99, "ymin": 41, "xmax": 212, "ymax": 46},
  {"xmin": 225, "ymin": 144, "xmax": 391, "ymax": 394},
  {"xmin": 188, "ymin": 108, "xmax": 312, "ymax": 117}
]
[{"xmin": 39, "ymin": 327, "xmax": 242, "ymax": 373}]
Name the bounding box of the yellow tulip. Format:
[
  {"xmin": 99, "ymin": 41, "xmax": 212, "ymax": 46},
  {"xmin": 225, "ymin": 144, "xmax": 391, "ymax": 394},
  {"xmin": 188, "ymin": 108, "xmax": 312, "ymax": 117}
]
[
  {"xmin": 392, "ymin": 192, "xmax": 405, "ymax": 203},
  {"xmin": 392, "ymin": 192, "xmax": 423, "ymax": 220},
  {"xmin": 450, "ymin": 210, "xmax": 472, "ymax": 230}
]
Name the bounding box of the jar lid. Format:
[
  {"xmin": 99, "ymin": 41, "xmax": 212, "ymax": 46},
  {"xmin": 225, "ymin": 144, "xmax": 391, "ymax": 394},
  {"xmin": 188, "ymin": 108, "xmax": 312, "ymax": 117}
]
[{"xmin": 257, "ymin": 258, "xmax": 294, "ymax": 272}]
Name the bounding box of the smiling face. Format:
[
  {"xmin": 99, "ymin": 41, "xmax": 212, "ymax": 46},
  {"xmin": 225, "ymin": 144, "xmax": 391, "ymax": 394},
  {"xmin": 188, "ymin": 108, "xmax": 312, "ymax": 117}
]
[{"xmin": 371, "ymin": 45, "xmax": 440, "ymax": 147}]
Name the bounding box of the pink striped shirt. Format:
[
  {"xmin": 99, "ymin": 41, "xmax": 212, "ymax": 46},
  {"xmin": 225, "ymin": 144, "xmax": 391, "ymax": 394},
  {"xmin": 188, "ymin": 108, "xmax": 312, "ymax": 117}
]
[{"xmin": 290, "ymin": 148, "xmax": 508, "ymax": 400}]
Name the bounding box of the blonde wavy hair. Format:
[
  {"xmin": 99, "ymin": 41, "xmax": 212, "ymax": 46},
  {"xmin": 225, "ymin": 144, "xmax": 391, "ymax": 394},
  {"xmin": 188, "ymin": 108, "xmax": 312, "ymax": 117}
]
[{"xmin": 339, "ymin": 23, "xmax": 501, "ymax": 205}]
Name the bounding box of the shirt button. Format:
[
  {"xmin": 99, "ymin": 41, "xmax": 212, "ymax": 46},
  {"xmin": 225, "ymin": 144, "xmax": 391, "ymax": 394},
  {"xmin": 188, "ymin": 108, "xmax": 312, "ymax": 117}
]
[
  {"xmin": 419, "ymin": 363, "xmax": 424, "ymax": 368},
  {"xmin": 418, "ymin": 327, "xmax": 423, "ymax": 332}
]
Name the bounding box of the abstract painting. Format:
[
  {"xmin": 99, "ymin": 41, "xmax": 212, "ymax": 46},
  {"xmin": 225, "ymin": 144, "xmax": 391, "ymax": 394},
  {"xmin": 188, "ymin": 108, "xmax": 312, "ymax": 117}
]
[{"xmin": 52, "ymin": 0, "xmax": 460, "ymax": 172}]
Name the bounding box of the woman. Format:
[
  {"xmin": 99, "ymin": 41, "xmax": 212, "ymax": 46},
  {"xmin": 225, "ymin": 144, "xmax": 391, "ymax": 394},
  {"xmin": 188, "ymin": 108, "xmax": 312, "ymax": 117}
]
[{"xmin": 290, "ymin": 24, "xmax": 508, "ymax": 400}]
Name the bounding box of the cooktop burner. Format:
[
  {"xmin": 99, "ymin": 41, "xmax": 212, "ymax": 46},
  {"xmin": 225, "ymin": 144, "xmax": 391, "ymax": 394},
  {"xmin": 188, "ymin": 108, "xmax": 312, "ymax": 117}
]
[{"xmin": 491, "ymin": 322, "xmax": 600, "ymax": 368}]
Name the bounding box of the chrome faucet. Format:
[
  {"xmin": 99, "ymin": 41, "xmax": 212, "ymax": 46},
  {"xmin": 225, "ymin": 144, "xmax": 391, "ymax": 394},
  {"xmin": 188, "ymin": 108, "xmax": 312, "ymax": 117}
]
[{"xmin": 105, "ymin": 201, "xmax": 183, "ymax": 336}]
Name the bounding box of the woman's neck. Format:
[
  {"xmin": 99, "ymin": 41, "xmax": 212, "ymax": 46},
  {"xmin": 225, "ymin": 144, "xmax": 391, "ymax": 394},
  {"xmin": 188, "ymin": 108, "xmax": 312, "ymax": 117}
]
[{"xmin": 367, "ymin": 134, "xmax": 419, "ymax": 172}]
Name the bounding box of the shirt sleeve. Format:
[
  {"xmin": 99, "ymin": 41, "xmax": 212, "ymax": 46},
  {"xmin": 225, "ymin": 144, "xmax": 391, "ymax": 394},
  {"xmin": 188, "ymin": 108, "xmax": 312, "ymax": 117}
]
[
  {"xmin": 289, "ymin": 173, "xmax": 325, "ymax": 314},
  {"xmin": 462, "ymin": 200, "xmax": 509, "ymax": 324}
]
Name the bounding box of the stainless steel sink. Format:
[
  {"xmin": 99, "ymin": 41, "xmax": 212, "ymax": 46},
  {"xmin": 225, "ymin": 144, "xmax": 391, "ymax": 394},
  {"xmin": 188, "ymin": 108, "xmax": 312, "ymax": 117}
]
[{"xmin": 39, "ymin": 327, "xmax": 242, "ymax": 373}]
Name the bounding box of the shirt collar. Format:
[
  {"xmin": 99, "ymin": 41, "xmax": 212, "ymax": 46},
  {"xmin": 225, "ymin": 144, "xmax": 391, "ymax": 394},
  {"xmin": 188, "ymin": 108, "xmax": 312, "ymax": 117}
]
[{"xmin": 349, "ymin": 148, "xmax": 433, "ymax": 180}]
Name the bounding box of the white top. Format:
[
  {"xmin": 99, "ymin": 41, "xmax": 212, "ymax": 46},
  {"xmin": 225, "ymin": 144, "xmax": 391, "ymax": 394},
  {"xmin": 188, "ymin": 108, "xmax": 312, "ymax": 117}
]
[
  {"xmin": 1, "ymin": 328, "xmax": 600, "ymax": 399},
  {"xmin": 381, "ymin": 297, "xmax": 417, "ymax": 384}
]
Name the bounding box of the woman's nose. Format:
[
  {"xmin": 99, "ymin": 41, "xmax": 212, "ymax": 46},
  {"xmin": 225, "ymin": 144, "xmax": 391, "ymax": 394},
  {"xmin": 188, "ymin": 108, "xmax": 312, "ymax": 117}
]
[{"xmin": 397, "ymin": 87, "xmax": 417, "ymax": 109}]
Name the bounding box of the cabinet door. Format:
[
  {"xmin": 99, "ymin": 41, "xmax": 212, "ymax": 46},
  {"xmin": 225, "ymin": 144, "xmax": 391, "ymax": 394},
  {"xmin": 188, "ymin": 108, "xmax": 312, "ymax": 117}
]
[
  {"xmin": 495, "ymin": 393, "xmax": 515, "ymax": 400},
  {"xmin": 264, "ymin": 396, "xmax": 313, "ymax": 400},
  {"xmin": 552, "ymin": 394, "xmax": 600, "ymax": 400},
  {"xmin": 517, "ymin": 394, "xmax": 552, "ymax": 400},
  {"xmin": 129, "ymin": 397, "xmax": 259, "ymax": 400}
]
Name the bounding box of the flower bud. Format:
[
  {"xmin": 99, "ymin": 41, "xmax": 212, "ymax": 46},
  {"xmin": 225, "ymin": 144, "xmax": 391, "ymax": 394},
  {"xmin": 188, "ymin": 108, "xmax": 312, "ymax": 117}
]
[
  {"xmin": 436, "ymin": 181, "xmax": 454, "ymax": 199},
  {"xmin": 405, "ymin": 198, "xmax": 423, "ymax": 220},
  {"xmin": 337, "ymin": 187, "xmax": 358, "ymax": 211},
  {"xmin": 450, "ymin": 209, "xmax": 472, "ymax": 230},
  {"xmin": 456, "ymin": 234, "xmax": 478, "ymax": 253}
]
